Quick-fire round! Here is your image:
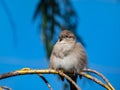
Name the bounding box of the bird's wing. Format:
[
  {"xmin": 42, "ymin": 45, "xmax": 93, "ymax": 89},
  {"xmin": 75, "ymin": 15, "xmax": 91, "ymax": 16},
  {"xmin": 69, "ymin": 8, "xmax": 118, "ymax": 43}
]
[
  {"xmin": 49, "ymin": 45, "xmax": 56, "ymax": 69},
  {"xmin": 74, "ymin": 43, "xmax": 88, "ymax": 69}
]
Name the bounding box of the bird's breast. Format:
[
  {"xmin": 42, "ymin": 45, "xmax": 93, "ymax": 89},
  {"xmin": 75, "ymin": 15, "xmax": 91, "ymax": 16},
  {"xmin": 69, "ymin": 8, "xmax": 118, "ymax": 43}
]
[
  {"xmin": 52, "ymin": 53, "xmax": 78, "ymax": 72},
  {"xmin": 54, "ymin": 42, "xmax": 74, "ymax": 57}
]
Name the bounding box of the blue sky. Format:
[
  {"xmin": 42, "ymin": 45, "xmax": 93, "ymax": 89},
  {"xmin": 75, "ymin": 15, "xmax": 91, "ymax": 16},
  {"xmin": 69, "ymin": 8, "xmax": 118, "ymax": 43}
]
[{"xmin": 0, "ymin": 0, "xmax": 120, "ymax": 90}]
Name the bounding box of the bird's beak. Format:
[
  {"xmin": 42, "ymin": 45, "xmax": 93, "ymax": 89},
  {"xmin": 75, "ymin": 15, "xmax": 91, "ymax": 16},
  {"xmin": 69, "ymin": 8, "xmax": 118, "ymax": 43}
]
[{"xmin": 59, "ymin": 37, "xmax": 62, "ymax": 42}]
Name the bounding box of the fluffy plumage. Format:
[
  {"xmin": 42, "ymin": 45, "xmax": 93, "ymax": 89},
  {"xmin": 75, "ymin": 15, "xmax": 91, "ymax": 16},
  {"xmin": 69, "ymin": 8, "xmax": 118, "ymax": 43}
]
[{"xmin": 50, "ymin": 30, "xmax": 87, "ymax": 90}]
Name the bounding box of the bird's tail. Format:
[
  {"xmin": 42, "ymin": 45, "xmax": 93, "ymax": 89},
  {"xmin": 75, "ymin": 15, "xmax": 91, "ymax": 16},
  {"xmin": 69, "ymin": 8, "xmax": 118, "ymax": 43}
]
[{"xmin": 69, "ymin": 74, "xmax": 77, "ymax": 90}]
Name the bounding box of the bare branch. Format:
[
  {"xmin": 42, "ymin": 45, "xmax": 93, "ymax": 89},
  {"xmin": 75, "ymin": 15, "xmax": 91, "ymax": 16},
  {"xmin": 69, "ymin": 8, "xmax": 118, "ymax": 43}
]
[
  {"xmin": 0, "ymin": 68, "xmax": 80, "ymax": 90},
  {"xmin": 38, "ymin": 74, "xmax": 53, "ymax": 90},
  {"xmin": 58, "ymin": 71, "xmax": 80, "ymax": 90},
  {"xmin": 0, "ymin": 86, "xmax": 11, "ymax": 90},
  {"xmin": 0, "ymin": 68, "xmax": 115, "ymax": 90},
  {"xmin": 80, "ymin": 72, "xmax": 111, "ymax": 90},
  {"xmin": 83, "ymin": 68, "xmax": 115, "ymax": 90}
]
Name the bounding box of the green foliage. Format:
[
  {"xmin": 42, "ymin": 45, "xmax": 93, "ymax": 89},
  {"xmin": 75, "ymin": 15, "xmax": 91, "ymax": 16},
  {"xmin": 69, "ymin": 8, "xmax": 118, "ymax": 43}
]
[{"xmin": 33, "ymin": 0, "xmax": 84, "ymax": 58}]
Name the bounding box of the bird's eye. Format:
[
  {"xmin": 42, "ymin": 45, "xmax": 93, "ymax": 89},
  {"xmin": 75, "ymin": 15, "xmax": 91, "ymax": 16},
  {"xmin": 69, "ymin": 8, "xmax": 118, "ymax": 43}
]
[
  {"xmin": 69, "ymin": 36, "xmax": 72, "ymax": 38},
  {"xmin": 65, "ymin": 35, "xmax": 68, "ymax": 38}
]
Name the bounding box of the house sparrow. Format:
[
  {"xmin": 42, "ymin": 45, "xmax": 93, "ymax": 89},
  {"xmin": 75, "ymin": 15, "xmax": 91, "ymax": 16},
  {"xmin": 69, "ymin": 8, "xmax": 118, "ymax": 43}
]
[{"xmin": 50, "ymin": 30, "xmax": 87, "ymax": 90}]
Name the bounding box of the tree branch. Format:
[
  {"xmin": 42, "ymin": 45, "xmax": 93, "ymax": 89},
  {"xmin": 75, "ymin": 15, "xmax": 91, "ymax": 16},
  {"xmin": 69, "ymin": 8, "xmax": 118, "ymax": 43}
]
[
  {"xmin": 80, "ymin": 72, "xmax": 111, "ymax": 90},
  {"xmin": 0, "ymin": 68, "xmax": 114, "ymax": 90},
  {"xmin": 38, "ymin": 74, "xmax": 53, "ymax": 90},
  {"xmin": 83, "ymin": 68, "xmax": 115, "ymax": 90},
  {"xmin": 0, "ymin": 68, "xmax": 80, "ymax": 90},
  {"xmin": 0, "ymin": 86, "xmax": 11, "ymax": 90}
]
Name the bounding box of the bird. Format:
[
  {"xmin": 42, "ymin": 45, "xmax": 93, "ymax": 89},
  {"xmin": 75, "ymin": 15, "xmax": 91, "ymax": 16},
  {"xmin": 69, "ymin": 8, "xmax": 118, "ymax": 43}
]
[{"xmin": 50, "ymin": 30, "xmax": 87, "ymax": 90}]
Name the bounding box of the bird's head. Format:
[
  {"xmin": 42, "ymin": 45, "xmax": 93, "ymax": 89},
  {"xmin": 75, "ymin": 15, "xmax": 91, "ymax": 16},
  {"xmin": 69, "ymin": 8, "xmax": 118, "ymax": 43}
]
[{"xmin": 59, "ymin": 30, "xmax": 76, "ymax": 44}]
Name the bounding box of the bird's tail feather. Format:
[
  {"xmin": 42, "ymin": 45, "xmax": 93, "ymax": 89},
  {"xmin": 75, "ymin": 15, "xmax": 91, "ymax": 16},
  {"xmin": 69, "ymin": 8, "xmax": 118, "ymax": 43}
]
[{"xmin": 69, "ymin": 74, "xmax": 77, "ymax": 90}]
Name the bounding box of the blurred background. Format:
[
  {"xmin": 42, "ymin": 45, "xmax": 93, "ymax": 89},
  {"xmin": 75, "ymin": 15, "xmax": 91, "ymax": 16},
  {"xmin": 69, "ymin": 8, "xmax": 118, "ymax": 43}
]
[{"xmin": 0, "ymin": 0, "xmax": 120, "ymax": 90}]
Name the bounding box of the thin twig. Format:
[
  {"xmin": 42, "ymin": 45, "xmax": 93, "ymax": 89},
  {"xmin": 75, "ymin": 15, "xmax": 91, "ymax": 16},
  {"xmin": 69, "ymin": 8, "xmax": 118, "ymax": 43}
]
[
  {"xmin": 0, "ymin": 0, "xmax": 17, "ymax": 47},
  {"xmin": 38, "ymin": 74, "xmax": 53, "ymax": 90},
  {"xmin": 80, "ymin": 72, "xmax": 111, "ymax": 90},
  {"xmin": 83, "ymin": 68, "xmax": 109, "ymax": 83},
  {"xmin": 83, "ymin": 68, "xmax": 115, "ymax": 90},
  {"xmin": 0, "ymin": 86, "xmax": 11, "ymax": 90},
  {"xmin": 58, "ymin": 71, "xmax": 80, "ymax": 90}
]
